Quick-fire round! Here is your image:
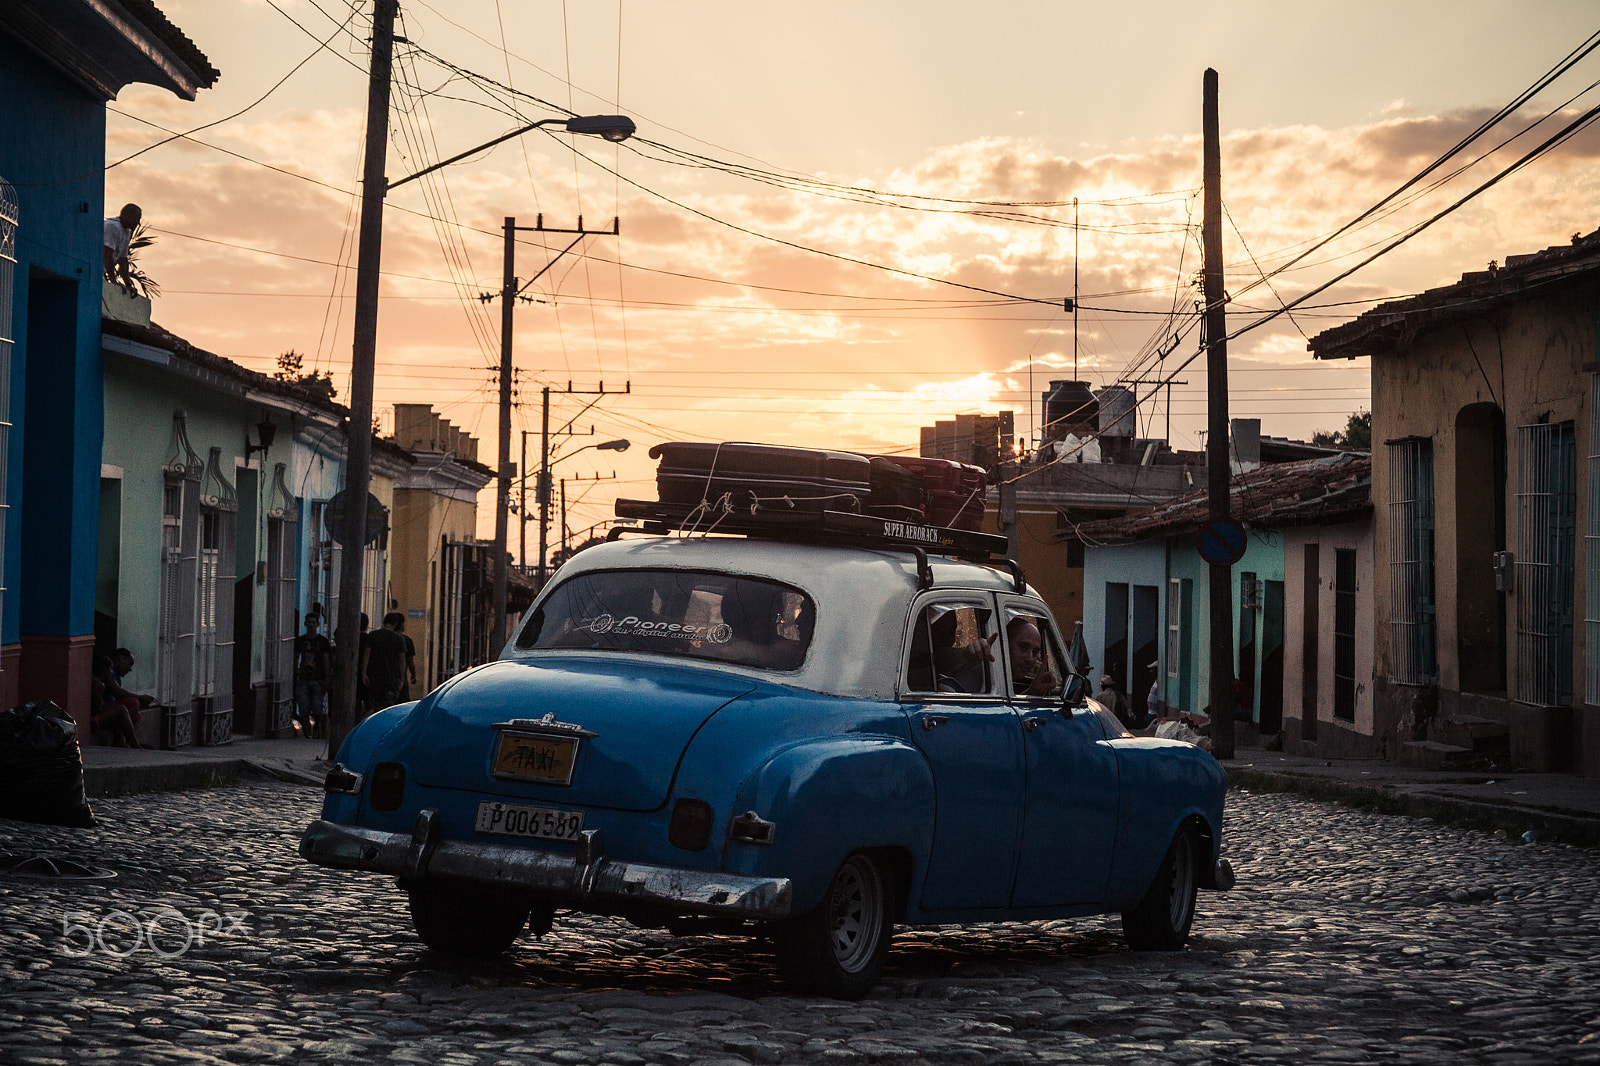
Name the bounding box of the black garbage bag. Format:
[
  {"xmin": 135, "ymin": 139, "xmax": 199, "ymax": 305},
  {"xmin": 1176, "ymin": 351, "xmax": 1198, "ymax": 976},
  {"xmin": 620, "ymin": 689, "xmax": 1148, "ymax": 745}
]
[{"xmin": 0, "ymin": 701, "xmax": 96, "ymax": 828}]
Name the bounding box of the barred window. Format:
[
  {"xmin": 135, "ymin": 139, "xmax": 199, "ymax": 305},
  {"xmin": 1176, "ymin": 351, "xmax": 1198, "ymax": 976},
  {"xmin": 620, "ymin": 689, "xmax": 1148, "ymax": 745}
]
[
  {"xmin": 1517, "ymin": 421, "xmax": 1575, "ymax": 707},
  {"xmin": 1587, "ymin": 379, "xmax": 1600, "ymax": 705},
  {"xmin": 1387, "ymin": 438, "xmax": 1436, "ymax": 684},
  {"xmin": 0, "ymin": 178, "xmax": 15, "ymax": 634}
]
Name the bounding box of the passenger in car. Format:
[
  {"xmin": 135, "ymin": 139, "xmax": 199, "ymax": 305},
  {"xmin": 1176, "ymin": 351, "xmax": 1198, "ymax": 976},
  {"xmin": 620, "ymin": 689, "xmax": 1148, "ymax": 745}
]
[{"xmin": 930, "ymin": 610, "xmax": 992, "ymax": 694}]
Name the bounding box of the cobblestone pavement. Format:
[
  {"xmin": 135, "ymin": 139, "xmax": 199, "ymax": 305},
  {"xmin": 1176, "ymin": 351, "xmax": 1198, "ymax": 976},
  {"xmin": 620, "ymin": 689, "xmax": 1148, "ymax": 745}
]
[{"xmin": 1, "ymin": 783, "xmax": 1597, "ymax": 1065}]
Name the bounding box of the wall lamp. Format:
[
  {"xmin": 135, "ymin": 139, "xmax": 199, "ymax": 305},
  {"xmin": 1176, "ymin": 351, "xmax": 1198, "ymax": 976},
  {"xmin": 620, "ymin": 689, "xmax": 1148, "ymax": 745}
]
[{"xmin": 245, "ymin": 420, "xmax": 277, "ymax": 460}]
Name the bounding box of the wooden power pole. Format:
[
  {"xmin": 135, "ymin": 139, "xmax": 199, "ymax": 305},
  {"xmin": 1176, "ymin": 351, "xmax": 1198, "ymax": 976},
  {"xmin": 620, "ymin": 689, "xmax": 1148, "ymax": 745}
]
[
  {"xmin": 330, "ymin": 0, "xmax": 396, "ymax": 759},
  {"xmin": 1203, "ymin": 68, "xmax": 1237, "ymax": 759}
]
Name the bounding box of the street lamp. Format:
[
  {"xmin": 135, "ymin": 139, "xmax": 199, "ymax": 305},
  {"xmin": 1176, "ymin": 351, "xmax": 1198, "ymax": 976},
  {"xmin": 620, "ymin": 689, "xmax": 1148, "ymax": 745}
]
[{"xmin": 337, "ymin": 7, "xmax": 634, "ymax": 756}]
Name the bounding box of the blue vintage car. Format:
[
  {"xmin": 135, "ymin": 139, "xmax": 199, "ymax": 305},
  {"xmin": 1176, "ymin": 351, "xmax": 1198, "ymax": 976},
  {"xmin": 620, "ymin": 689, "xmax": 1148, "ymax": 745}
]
[{"xmin": 302, "ymin": 527, "xmax": 1233, "ymax": 998}]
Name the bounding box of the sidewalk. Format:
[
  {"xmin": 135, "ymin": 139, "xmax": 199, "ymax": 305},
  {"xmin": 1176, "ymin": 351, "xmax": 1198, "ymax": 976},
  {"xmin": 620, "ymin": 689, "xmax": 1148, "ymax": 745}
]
[
  {"xmin": 80, "ymin": 734, "xmax": 332, "ymax": 797},
  {"xmin": 1225, "ymin": 751, "xmax": 1600, "ymax": 846},
  {"xmin": 76, "ymin": 736, "xmax": 1600, "ymax": 846}
]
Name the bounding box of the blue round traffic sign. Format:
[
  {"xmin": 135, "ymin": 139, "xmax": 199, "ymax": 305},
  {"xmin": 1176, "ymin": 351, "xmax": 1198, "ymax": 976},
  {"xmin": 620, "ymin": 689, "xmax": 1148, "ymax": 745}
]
[{"xmin": 1197, "ymin": 519, "xmax": 1247, "ymax": 566}]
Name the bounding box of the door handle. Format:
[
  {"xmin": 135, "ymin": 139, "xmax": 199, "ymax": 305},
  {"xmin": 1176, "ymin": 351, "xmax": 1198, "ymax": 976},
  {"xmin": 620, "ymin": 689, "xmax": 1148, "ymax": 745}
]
[
  {"xmin": 1024, "ymin": 716, "xmax": 1047, "ymax": 731},
  {"xmin": 921, "ymin": 715, "xmax": 949, "ymax": 731}
]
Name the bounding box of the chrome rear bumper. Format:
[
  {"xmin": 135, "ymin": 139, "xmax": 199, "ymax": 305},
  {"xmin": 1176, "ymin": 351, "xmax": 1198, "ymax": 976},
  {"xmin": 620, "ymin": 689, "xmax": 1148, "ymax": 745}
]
[{"xmin": 300, "ymin": 811, "xmax": 792, "ymax": 920}]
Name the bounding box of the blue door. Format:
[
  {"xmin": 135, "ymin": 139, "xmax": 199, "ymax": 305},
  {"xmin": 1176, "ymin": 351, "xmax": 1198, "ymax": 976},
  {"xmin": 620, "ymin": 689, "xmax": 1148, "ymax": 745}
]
[{"xmin": 903, "ymin": 597, "xmax": 1023, "ymax": 911}]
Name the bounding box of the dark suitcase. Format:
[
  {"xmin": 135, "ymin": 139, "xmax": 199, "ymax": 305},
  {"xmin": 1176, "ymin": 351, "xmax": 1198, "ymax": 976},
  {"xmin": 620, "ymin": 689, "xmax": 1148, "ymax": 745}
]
[
  {"xmin": 649, "ymin": 442, "xmax": 872, "ymax": 513},
  {"xmin": 867, "ymin": 456, "xmax": 926, "ymax": 512},
  {"xmin": 874, "ymin": 455, "xmax": 987, "ymax": 530}
]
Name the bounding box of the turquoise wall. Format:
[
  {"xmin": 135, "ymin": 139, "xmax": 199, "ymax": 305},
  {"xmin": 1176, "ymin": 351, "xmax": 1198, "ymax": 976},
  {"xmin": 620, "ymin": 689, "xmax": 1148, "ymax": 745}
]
[{"xmin": 1165, "ymin": 529, "xmax": 1285, "ymax": 722}]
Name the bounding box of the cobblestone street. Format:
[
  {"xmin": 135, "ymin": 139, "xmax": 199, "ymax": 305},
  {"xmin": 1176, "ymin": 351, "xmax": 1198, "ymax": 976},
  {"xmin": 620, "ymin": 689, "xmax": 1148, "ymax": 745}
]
[{"xmin": 1, "ymin": 782, "xmax": 1597, "ymax": 1065}]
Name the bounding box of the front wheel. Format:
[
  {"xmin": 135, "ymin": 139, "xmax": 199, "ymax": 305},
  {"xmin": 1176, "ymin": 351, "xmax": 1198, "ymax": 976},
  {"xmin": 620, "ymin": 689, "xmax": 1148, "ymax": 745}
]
[
  {"xmin": 407, "ymin": 885, "xmax": 537, "ymax": 957},
  {"xmin": 774, "ymin": 852, "xmax": 893, "ymax": 999},
  {"xmin": 1121, "ymin": 828, "xmax": 1198, "ymax": 950}
]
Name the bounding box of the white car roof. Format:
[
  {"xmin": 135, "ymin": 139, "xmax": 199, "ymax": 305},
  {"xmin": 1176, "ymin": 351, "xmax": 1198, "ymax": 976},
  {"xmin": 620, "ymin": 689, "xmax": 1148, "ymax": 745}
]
[{"xmin": 504, "ymin": 534, "xmax": 1042, "ymax": 699}]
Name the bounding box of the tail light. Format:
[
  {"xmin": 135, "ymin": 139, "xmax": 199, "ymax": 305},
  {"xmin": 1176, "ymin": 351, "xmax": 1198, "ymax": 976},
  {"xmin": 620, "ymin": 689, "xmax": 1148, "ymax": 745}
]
[
  {"xmin": 370, "ymin": 762, "xmax": 406, "ymax": 811},
  {"xmin": 668, "ymin": 798, "xmax": 713, "ymax": 851}
]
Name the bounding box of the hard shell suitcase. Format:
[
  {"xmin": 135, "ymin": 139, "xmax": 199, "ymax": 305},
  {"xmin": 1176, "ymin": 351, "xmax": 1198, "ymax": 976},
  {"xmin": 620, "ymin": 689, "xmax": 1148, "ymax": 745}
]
[
  {"xmin": 650, "ymin": 442, "xmax": 872, "ymax": 513},
  {"xmin": 866, "ymin": 456, "xmax": 926, "ymax": 512},
  {"xmin": 874, "ymin": 455, "xmax": 987, "ymax": 530}
]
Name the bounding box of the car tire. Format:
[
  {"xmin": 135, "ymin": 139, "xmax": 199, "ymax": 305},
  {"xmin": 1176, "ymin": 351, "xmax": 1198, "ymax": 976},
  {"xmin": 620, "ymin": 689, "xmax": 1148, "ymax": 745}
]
[
  {"xmin": 774, "ymin": 852, "xmax": 893, "ymax": 999},
  {"xmin": 1121, "ymin": 826, "xmax": 1198, "ymax": 951},
  {"xmin": 407, "ymin": 885, "xmax": 534, "ymax": 957}
]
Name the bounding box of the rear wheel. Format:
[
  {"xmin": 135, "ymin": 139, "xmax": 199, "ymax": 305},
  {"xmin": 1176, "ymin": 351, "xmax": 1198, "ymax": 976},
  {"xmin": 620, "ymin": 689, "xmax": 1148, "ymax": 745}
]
[
  {"xmin": 774, "ymin": 852, "xmax": 893, "ymax": 999},
  {"xmin": 1121, "ymin": 827, "xmax": 1198, "ymax": 950},
  {"xmin": 407, "ymin": 885, "xmax": 538, "ymax": 957}
]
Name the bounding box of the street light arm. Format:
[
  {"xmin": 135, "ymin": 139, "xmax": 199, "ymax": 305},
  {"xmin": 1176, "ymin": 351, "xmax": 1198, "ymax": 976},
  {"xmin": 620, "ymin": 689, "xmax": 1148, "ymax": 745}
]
[
  {"xmin": 388, "ymin": 117, "xmax": 565, "ymax": 192},
  {"xmin": 388, "ymin": 113, "xmax": 635, "ymax": 192}
]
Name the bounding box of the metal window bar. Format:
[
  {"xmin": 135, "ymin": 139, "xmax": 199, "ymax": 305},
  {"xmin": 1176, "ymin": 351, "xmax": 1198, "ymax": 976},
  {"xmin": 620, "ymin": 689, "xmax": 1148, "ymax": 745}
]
[
  {"xmin": 1387, "ymin": 439, "xmax": 1436, "ymax": 683},
  {"xmin": 1587, "ymin": 377, "xmax": 1600, "ymax": 705},
  {"xmin": 1517, "ymin": 421, "xmax": 1576, "ymax": 706},
  {"xmin": 0, "ymin": 176, "xmax": 14, "ymax": 633},
  {"xmin": 157, "ymin": 483, "xmax": 183, "ymax": 705},
  {"xmin": 195, "ymin": 511, "xmax": 220, "ymax": 700},
  {"xmin": 1166, "ymin": 578, "xmax": 1181, "ymax": 678},
  {"xmin": 1334, "ymin": 548, "xmax": 1357, "ymax": 721}
]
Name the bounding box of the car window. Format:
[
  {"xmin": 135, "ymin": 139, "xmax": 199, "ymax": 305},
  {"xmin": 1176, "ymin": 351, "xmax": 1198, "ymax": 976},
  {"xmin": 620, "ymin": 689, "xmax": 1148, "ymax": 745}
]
[
  {"xmin": 517, "ymin": 569, "xmax": 814, "ymax": 671},
  {"xmin": 1001, "ymin": 606, "xmax": 1067, "ymax": 699},
  {"xmin": 906, "ymin": 602, "xmax": 997, "ymax": 696}
]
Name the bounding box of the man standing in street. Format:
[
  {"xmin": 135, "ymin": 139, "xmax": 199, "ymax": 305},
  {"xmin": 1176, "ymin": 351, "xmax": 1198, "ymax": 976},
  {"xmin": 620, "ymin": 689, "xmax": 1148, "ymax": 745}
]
[
  {"xmin": 103, "ymin": 203, "xmax": 142, "ymax": 295},
  {"xmin": 361, "ymin": 612, "xmax": 409, "ymax": 713}
]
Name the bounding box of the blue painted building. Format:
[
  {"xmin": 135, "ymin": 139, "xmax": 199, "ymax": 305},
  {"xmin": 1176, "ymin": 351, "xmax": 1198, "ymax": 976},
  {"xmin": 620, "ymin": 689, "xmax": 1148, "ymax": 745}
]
[{"xmin": 0, "ymin": 0, "xmax": 216, "ymax": 724}]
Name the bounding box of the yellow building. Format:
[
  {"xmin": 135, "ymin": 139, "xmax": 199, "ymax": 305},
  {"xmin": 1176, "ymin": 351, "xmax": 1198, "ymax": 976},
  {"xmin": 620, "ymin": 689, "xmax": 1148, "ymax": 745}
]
[{"xmin": 390, "ymin": 405, "xmax": 494, "ymax": 696}]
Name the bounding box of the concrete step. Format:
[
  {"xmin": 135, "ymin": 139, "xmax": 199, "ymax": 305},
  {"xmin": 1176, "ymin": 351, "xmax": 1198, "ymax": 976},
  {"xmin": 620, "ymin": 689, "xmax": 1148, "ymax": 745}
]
[
  {"xmin": 1430, "ymin": 714, "xmax": 1510, "ymax": 753},
  {"xmin": 1399, "ymin": 739, "xmax": 1476, "ymax": 770}
]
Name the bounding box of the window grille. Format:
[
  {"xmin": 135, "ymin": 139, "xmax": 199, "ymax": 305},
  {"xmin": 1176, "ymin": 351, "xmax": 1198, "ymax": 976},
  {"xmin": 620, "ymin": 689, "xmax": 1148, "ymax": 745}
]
[
  {"xmin": 1334, "ymin": 548, "xmax": 1357, "ymax": 721},
  {"xmin": 1587, "ymin": 377, "xmax": 1600, "ymax": 705},
  {"xmin": 265, "ymin": 464, "xmax": 297, "ymax": 731},
  {"xmin": 1166, "ymin": 578, "xmax": 1181, "ymax": 678},
  {"xmin": 1387, "ymin": 438, "xmax": 1437, "ymax": 683},
  {"xmin": 0, "ymin": 176, "xmax": 14, "ymax": 635},
  {"xmin": 1516, "ymin": 421, "xmax": 1575, "ymax": 706}
]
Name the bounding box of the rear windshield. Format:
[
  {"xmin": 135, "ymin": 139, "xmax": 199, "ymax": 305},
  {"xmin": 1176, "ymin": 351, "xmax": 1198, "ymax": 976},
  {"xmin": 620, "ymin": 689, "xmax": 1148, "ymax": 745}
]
[{"xmin": 516, "ymin": 568, "xmax": 815, "ymax": 671}]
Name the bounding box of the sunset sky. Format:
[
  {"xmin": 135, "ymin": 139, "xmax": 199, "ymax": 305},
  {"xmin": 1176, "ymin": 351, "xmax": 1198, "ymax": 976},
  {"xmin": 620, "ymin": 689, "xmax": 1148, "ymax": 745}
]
[{"xmin": 109, "ymin": 1, "xmax": 1600, "ymax": 555}]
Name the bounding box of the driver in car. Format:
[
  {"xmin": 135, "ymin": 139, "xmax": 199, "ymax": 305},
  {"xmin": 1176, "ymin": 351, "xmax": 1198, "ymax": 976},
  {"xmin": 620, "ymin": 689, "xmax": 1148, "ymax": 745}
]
[{"xmin": 1005, "ymin": 617, "xmax": 1060, "ymax": 697}]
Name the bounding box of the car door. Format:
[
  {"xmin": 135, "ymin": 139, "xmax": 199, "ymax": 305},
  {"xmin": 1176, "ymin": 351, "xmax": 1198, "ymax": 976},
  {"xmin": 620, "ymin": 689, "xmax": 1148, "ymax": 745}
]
[
  {"xmin": 903, "ymin": 596, "xmax": 1025, "ymax": 911},
  {"xmin": 1002, "ymin": 599, "xmax": 1123, "ymax": 907}
]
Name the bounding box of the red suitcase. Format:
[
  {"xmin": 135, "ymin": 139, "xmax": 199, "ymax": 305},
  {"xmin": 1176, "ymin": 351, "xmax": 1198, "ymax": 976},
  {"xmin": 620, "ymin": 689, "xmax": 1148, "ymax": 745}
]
[{"xmin": 650, "ymin": 442, "xmax": 872, "ymax": 514}]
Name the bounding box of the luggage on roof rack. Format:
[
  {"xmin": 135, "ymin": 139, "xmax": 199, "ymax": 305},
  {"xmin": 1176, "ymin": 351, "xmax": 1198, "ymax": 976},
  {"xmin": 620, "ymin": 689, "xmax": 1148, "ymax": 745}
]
[
  {"xmin": 649, "ymin": 442, "xmax": 872, "ymax": 514},
  {"xmin": 870, "ymin": 455, "xmax": 987, "ymax": 531},
  {"xmin": 612, "ymin": 497, "xmax": 1008, "ymax": 560}
]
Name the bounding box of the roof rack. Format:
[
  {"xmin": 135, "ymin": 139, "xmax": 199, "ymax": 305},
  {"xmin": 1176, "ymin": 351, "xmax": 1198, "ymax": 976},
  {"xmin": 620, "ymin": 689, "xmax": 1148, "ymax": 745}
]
[{"xmin": 612, "ymin": 497, "xmax": 1009, "ymax": 563}]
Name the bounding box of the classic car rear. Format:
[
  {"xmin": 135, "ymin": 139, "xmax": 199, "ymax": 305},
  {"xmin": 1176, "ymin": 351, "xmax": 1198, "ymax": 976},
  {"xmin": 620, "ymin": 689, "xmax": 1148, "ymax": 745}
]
[{"xmin": 303, "ymin": 493, "xmax": 1232, "ymax": 998}]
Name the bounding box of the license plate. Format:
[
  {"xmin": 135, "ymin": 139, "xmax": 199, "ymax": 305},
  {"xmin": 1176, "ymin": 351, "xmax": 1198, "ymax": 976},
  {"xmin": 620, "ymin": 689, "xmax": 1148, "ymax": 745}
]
[
  {"xmin": 475, "ymin": 801, "xmax": 585, "ymax": 841},
  {"xmin": 491, "ymin": 731, "xmax": 579, "ymax": 785}
]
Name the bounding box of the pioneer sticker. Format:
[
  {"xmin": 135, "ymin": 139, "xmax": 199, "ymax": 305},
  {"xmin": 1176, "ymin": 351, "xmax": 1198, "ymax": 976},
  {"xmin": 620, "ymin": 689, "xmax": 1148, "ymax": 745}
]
[{"xmin": 581, "ymin": 614, "xmax": 733, "ymax": 644}]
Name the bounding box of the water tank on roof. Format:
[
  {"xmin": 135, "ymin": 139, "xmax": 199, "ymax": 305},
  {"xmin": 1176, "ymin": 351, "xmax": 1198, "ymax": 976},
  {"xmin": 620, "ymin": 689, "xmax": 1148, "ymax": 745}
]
[
  {"xmin": 1042, "ymin": 380, "xmax": 1097, "ymax": 439},
  {"xmin": 1095, "ymin": 385, "xmax": 1135, "ymax": 437}
]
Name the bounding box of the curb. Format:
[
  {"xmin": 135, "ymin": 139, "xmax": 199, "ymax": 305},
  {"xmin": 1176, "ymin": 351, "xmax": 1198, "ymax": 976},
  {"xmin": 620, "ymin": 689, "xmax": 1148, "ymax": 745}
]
[
  {"xmin": 1227, "ymin": 765, "xmax": 1600, "ymax": 847},
  {"xmin": 85, "ymin": 759, "xmax": 325, "ymax": 799}
]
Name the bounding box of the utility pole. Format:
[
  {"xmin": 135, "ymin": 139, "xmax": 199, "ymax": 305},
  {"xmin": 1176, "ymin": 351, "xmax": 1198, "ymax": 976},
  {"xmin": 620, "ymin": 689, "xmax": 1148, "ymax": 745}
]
[
  {"xmin": 1203, "ymin": 68, "xmax": 1237, "ymax": 760},
  {"xmin": 536, "ymin": 382, "xmax": 629, "ymax": 587},
  {"xmin": 330, "ymin": 0, "xmax": 396, "ymax": 758},
  {"xmin": 489, "ymin": 216, "xmax": 621, "ymax": 653}
]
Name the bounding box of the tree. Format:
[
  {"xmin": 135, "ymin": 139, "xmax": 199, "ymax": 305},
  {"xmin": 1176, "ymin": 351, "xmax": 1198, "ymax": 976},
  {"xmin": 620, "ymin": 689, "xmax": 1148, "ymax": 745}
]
[
  {"xmin": 274, "ymin": 349, "xmax": 337, "ymax": 402},
  {"xmin": 1344, "ymin": 410, "xmax": 1372, "ymax": 450},
  {"xmin": 1311, "ymin": 410, "xmax": 1372, "ymax": 450}
]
